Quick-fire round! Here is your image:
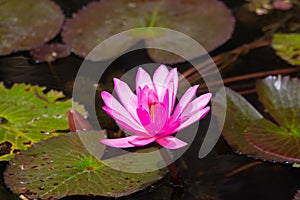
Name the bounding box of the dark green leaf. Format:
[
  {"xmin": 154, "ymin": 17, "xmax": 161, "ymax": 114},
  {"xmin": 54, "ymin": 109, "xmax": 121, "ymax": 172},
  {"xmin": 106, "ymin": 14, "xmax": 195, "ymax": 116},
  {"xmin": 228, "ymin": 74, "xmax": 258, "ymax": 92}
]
[
  {"xmin": 4, "ymin": 132, "xmax": 166, "ymax": 199},
  {"xmin": 245, "ymin": 118, "xmax": 300, "ymax": 163},
  {"xmin": 257, "ymin": 75, "xmax": 300, "ymax": 132},
  {"xmin": 213, "ymin": 86, "xmax": 287, "ymax": 163}
]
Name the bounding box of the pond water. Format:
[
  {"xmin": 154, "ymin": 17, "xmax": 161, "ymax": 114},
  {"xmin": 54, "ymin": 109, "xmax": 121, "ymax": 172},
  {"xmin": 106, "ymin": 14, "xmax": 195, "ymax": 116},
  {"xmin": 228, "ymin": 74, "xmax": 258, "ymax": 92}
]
[{"xmin": 1, "ymin": 0, "xmax": 300, "ymax": 199}]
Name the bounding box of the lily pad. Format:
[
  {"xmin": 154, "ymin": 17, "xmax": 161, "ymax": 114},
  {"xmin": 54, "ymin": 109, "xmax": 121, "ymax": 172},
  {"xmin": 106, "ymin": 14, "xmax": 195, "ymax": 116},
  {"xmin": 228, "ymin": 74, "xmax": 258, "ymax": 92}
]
[
  {"xmin": 0, "ymin": 83, "xmax": 85, "ymax": 161},
  {"xmin": 213, "ymin": 87, "xmax": 286, "ymax": 163},
  {"xmin": 0, "ymin": 0, "xmax": 64, "ymax": 55},
  {"xmin": 62, "ymin": 0, "xmax": 234, "ymax": 63},
  {"xmin": 272, "ymin": 34, "xmax": 300, "ymax": 66},
  {"xmin": 30, "ymin": 43, "xmax": 71, "ymax": 63},
  {"xmin": 214, "ymin": 75, "xmax": 300, "ymax": 163},
  {"xmin": 256, "ymin": 75, "xmax": 300, "ymax": 134},
  {"xmin": 4, "ymin": 132, "xmax": 166, "ymax": 199}
]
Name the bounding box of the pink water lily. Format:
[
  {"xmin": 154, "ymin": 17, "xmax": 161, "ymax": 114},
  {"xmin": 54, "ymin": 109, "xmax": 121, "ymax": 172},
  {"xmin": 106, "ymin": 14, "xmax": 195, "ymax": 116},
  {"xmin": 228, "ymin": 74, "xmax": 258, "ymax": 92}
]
[{"xmin": 100, "ymin": 65, "xmax": 211, "ymax": 149}]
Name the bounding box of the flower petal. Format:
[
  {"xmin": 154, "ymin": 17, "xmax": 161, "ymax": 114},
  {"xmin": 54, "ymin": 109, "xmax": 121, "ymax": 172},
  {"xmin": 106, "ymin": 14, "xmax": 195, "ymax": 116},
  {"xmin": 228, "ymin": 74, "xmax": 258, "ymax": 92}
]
[
  {"xmin": 175, "ymin": 106, "xmax": 211, "ymax": 132},
  {"xmin": 137, "ymin": 103, "xmax": 168, "ymax": 135},
  {"xmin": 153, "ymin": 65, "xmax": 169, "ymax": 99},
  {"xmin": 171, "ymin": 85, "xmax": 199, "ymax": 121},
  {"xmin": 136, "ymin": 108, "xmax": 157, "ymax": 136},
  {"xmin": 156, "ymin": 135, "xmax": 187, "ymax": 149},
  {"xmin": 164, "ymin": 68, "xmax": 178, "ymax": 115},
  {"xmin": 100, "ymin": 136, "xmax": 138, "ymax": 148},
  {"xmin": 180, "ymin": 93, "xmax": 212, "ymax": 117},
  {"xmin": 101, "ymin": 91, "xmax": 143, "ymax": 129},
  {"xmin": 129, "ymin": 137, "xmax": 156, "ymax": 146},
  {"xmin": 136, "ymin": 107, "xmax": 151, "ymax": 126},
  {"xmin": 113, "ymin": 78, "xmax": 139, "ymax": 122},
  {"xmin": 153, "ymin": 103, "xmax": 168, "ymax": 131},
  {"xmin": 137, "ymin": 86, "xmax": 149, "ymax": 112},
  {"xmin": 102, "ymin": 106, "xmax": 148, "ymax": 137},
  {"xmin": 136, "ymin": 67, "xmax": 153, "ymax": 91}
]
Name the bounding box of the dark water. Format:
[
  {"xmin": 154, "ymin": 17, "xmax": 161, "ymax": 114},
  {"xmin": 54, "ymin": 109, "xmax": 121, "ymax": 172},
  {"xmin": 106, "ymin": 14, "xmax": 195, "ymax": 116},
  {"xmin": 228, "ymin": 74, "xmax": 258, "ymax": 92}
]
[{"xmin": 1, "ymin": 0, "xmax": 300, "ymax": 200}]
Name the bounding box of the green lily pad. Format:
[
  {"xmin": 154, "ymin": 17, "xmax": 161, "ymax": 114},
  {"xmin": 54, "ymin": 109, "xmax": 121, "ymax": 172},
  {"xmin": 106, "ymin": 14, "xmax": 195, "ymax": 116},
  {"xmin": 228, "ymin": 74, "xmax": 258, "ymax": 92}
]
[
  {"xmin": 4, "ymin": 132, "xmax": 166, "ymax": 199},
  {"xmin": 0, "ymin": 83, "xmax": 85, "ymax": 161},
  {"xmin": 272, "ymin": 34, "xmax": 300, "ymax": 66},
  {"xmin": 244, "ymin": 118, "xmax": 300, "ymax": 163},
  {"xmin": 213, "ymin": 87, "xmax": 286, "ymax": 162},
  {"xmin": 62, "ymin": 0, "xmax": 234, "ymax": 63},
  {"xmin": 0, "ymin": 0, "xmax": 64, "ymax": 55},
  {"xmin": 214, "ymin": 75, "xmax": 300, "ymax": 163},
  {"xmin": 257, "ymin": 75, "xmax": 300, "ymax": 132}
]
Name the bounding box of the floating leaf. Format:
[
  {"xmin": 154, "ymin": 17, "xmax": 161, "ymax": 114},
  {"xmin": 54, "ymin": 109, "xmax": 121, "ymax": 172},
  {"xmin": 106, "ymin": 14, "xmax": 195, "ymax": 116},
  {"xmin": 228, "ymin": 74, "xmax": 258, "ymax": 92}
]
[
  {"xmin": 0, "ymin": 83, "xmax": 85, "ymax": 161},
  {"xmin": 257, "ymin": 75, "xmax": 300, "ymax": 131},
  {"xmin": 62, "ymin": 0, "xmax": 234, "ymax": 63},
  {"xmin": 244, "ymin": 76, "xmax": 300, "ymax": 163},
  {"xmin": 213, "ymin": 87, "xmax": 286, "ymax": 162},
  {"xmin": 30, "ymin": 43, "xmax": 71, "ymax": 63},
  {"xmin": 214, "ymin": 75, "xmax": 300, "ymax": 163},
  {"xmin": 272, "ymin": 34, "xmax": 300, "ymax": 66},
  {"xmin": 4, "ymin": 132, "xmax": 166, "ymax": 199},
  {"xmin": 244, "ymin": 119, "xmax": 300, "ymax": 163},
  {"xmin": 0, "ymin": 0, "xmax": 64, "ymax": 56}
]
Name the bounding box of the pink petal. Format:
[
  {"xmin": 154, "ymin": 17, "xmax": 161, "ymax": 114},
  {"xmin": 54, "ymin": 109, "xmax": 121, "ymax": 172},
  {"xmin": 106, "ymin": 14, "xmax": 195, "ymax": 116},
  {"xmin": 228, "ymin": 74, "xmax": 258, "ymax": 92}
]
[
  {"xmin": 101, "ymin": 91, "xmax": 128, "ymax": 115},
  {"xmin": 164, "ymin": 68, "xmax": 178, "ymax": 115},
  {"xmin": 156, "ymin": 136, "xmax": 187, "ymax": 149},
  {"xmin": 136, "ymin": 108, "xmax": 157, "ymax": 136},
  {"xmin": 148, "ymin": 89, "xmax": 158, "ymax": 104},
  {"xmin": 102, "ymin": 106, "xmax": 148, "ymax": 137},
  {"xmin": 113, "ymin": 78, "xmax": 139, "ymax": 122},
  {"xmin": 137, "ymin": 86, "xmax": 149, "ymax": 112},
  {"xmin": 137, "ymin": 103, "xmax": 168, "ymax": 135},
  {"xmin": 171, "ymin": 85, "xmax": 199, "ymax": 122},
  {"xmin": 153, "ymin": 103, "xmax": 168, "ymax": 131},
  {"xmin": 129, "ymin": 137, "xmax": 156, "ymax": 146},
  {"xmin": 101, "ymin": 91, "xmax": 143, "ymax": 130},
  {"xmin": 100, "ymin": 136, "xmax": 138, "ymax": 148},
  {"xmin": 136, "ymin": 67, "xmax": 153, "ymax": 92},
  {"xmin": 153, "ymin": 65, "xmax": 169, "ymax": 100},
  {"xmin": 175, "ymin": 106, "xmax": 211, "ymax": 132},
  {"xmin": 180, "ymin": 93, "xmax": 212, "ymax": 117},
  {"xmin": 136, "ymin": 108, "xmax": 151, "ymax": 126}
]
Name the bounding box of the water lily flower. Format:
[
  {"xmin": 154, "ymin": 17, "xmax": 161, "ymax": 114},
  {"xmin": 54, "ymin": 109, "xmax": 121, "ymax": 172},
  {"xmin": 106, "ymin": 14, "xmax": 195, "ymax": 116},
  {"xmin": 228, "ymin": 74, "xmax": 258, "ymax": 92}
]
[{"xmin": 100, "ymin": 65, "xmax": 211, "ymax": 149}]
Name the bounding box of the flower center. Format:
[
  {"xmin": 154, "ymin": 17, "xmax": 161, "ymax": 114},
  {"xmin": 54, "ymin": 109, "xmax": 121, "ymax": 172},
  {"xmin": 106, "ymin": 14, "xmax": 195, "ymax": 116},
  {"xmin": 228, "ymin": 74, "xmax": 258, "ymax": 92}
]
[{"xmin": 149, "ymin": 103, "xmax": 158, "ymax": 121}]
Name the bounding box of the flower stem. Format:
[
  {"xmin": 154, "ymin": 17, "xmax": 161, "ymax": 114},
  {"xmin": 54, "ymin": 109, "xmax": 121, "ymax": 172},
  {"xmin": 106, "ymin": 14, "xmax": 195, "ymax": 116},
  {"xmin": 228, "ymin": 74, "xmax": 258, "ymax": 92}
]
[{"xmin": 158, "ymin": 147, "xmax": 184, "ymax": 189}]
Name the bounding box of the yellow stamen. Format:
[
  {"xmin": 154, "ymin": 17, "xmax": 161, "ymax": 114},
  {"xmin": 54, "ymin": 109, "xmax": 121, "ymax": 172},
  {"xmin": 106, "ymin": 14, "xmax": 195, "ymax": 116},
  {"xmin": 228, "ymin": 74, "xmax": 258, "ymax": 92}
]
[{"xmin": 149, "ymin": 103, "xmax": 158, "ymax": 122}]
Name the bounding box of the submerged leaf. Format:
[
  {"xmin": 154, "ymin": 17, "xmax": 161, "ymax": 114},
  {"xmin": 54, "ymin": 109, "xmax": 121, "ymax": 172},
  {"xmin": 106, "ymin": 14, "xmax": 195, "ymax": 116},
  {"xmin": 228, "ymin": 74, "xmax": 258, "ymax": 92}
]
[
  {"xmin": 214, "ymin": 75, "xmax": 300, "ymax": 164},
  {"xmin": 0, "ymin": 0, "xmax": 64, "ymax": 55},
  {"xmin": 4, "ymin": 132, "xmax": 166, "ymax": 199},
  {"xmin": 0, "ymin": 83, "xmax": 86, "ymax": 161},
  {"xmin": 62, "ymin": 0, "xmax": 234, "ymax": 63},
  {"xmin": 272, "ymin": 34, "xmax": 300, "ymax": 66}
]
